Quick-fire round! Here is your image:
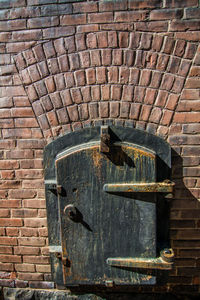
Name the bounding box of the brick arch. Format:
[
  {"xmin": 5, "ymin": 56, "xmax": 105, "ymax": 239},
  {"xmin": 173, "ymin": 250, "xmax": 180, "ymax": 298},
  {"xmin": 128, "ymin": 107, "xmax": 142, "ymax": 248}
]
[{"xmin": 14, "ymin": 31, "xmax": 197, "ymax": 139}]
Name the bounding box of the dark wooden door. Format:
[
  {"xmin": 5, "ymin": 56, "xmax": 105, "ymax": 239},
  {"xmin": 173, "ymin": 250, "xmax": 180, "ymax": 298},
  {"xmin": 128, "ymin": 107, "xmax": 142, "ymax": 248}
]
[{"xmin": 56, "ymin": 142, "xmax": 156, "ymax": 285}]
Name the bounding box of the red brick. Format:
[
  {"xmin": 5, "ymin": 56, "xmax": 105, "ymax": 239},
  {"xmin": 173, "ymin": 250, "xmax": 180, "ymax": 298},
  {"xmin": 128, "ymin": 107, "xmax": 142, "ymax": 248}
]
[
  {"xmin": 36, "ymin": 264, "xmax": 51, "ymax": 273},
  {"xmin": 33, "ymin": 44, "xmax": 45, "ymax": 62},
  {"xmin": 170, "ymin": 20, "xmax": 200, "ymax": 32},
  {"xmin": 108, "ymin": 67, "xmax": 118, "ymax": 83},
  {"xmin": 69, "ymin": 53, "xmax": 80, "ymax": 70},
  {"xmin": 79, "ymin": 104, "xmax": 89, "ymax": 120},
  {"xmin": 122, "ymin": 86, "xmax": 134, "ymax": 101},
  {"xmin": 129, "ymin": 0, "xmax": 161, "ymax": 9},
  {"xmin": 60, "ymin": 14, "xmax": 86, "ymax": 25},
  {"xmin": 166, "ymin": 94, "xmax": 179, "ymax": 110},
  {"xmin": 115, "ymin": 11, "xmax": 147, "ymax": 23},
  {"xmin": 173, "ymin": 112, "xmax": 200, "ymax": 123},
  {"xmin": 157, "ymin": 54, "xmax": 170, "ymax": 71},
  {"xmin": 149, "ymin": 107, "xmax": 162, "ymax": 123},
  {"xmin": 182, "ymin": 124, "xmax": 200, "ymax": 134},
  {"xmin": 18, "ymin": 237, "xmax": 45, "ymax": 247},
  {"xmin": 97, "ymin": 32, "xmax": 108, "ymax": 48},
  {"xmin": 0, "ymin": 200, "xmax": 21, "ymax": 209},
  {"xmin": 81, "ymin": 87, "xmax": 91, "ymax": 103},
  {"xmin": 175, "ymin": 32, "xmax": 200, "ymax": 42},
  {"xmin": 11, "ymin": 107, "xmax": 34, "ymax": 118},
  {"xmin": 161, "ymin": 110, "xmax": 173, "ymax": 126},
  {"xmin": 26, "ymin": 85, "xmax": 38, "ymax": 102},
  {"xmin": 174, "ymin": 40, "xmax": 186, "ymax": 57},
  {"xmin": 47, "ymin": 58, "xmax": 59, "ymax": 75},
  {"xmin": 139, "ymin": 105, "xmax": 152, "ymax": 122},
  {"xmin": 15, "ymin": 118, "xmax": 39, "ymax": 128},
  {"xmin": 1, "ymin": 171, "xmax": 15, "ymax": 180},
  {"xmin": 43, "ymin": 26, "xmax": 75, "ymax": 39},
  {"xmin": 89, "ymin": 103, "xmax": 98, "ymax": 119},
  {"xmin": 75, "ymin": 34, "xmax": 86, "ymax": 51},
  {"xmin": 20, "ymin": 228, "xmax": 38, "ymax": 237},
  {"xmin": 27, "ymin": 16, "xmax": 59, "ymax": 28},
  {"xmin": 96, "ymin": 67, "xmax": 106, "ymax": 84},
  {"xmin": 0, "ymin": 19, "xmax": 26, "ymax": 31},
  {"xmin": 6, "ymin": 227, "xmax": 19, "ymax": 237},
  {"xmin": 71, "ymin": 88, "xmax": 82, "ymax": 104},
  {"xmin": 112, "ymin": 49, "xmax": 123, "ymax": 66},
  {"xmin": 129, "ymin": 68, "xmax": 140, "ymax": 85},
  {"xmin": 111, "ymin": 85, "xmax": 122, "ymax": 100},
  {"xmin": 120, "ymin": 102, "xmax": 130, "ymax": 118},
  {"xmin": 0, "ymin": 209, "xmax": 10, "ymax": 218},
  {"xmin": 90, "ymin": 50, "xmax": 101, "ymax": 66},
  {"xmin": 18, "ymin": 273, "xmax": 43, "ymax": 281},
  {"xmin": 144, "ymin": 88, "xmax": 157, "ymax": 105},
  {"xmin": 185, "ymin": 77, "xmax": 200, "ymax": 89},
  {"xmin": 129, "ymin": 103, "xmax": 141, "ymax": 120},
  {"xmin": 172, "ymin": 77, "xmax": 185, "ymax": 93},
  {"xmin": 0, "ymin": 246, "xmax": 12, "ymax": 254},
  {"xmin": 177, "ymin": 100, "xmax": 200, "ymax": 112},
  {"xmin": 86, "ymin": 33, "xmax": 97, "ymax": 49},
  {"xmin": 41, "ymin": 95, "xmax": 53, "ymax": 112},
  {"xmin": 181, "ymin": 89, "xmax": 200, "ymax": 100},
  {"xmin": 135, "ymin": 21, "xmax": 168, "ymax": 32},
  {"xmin": 0, "ymin": 255, "xmax": 21, "ymax": 263},
  {"xmin": 73, "ymin": 2, "xmax": 97, "ymax": 13},
  {"xmin": 67, "ymin": 105, "xmax": 79, "ymax": 122},
  {"xmin": 101, "ymin": 85, "xmax": 110, "ymax": 101},
  {"xmin": 165, "ymin": 0, "xmax": 198, "ymax": 8},
  {"xmin": 6, "ymin": 150, "xmax": 33, "ymax": 159},
  {"xmin": 99, "ymin": 0, "xmax": 127, "ymax": 11},
  {"xmin": 155, "ymin": 90, "xmax": 168, "ymax": 107},
  {"xmin": 100, "ymin": 49, "xmax": 111, "ymax": 67},
  {"xmin": 110, "ymin": 102, "xmax": 120, "ymax": 118},
  {"xmin": 150, "ymin": 9, "xmax": 183, "ymax": 20},
  {"xmin": 108, "ymin": 31, "xmax": 117, "ymax": 48},
  {"xmin": 23, "ymin": 199, "xmax": 45, "ymax": 209},
  {"xmin": 0, "ymin": 160, "xmax": 19, "ymax": 170},
  {"xmin": 57, "ymin": 108, "xmax": 69, "ymax": 124},
  {"xmin": 0, "ymin": 237, "xmax": 17, "ymax": 246},
  {"xmin": 23, "ymin": 256, "xmax": 49, "ymax": 264},
  {"xmin": 79, "ymin": 51, "xmax": 90, "ymax": 68},
  {"xmin": 134, "ymin": 86, "xmax": 145, "ymax": 103},
  {"xmin": 119, "ymin": 67, "xmax": 129, "ymax": 84},
  {"xmin": 77, "ymin": 24, "xmax": 99, "ymax": 33},
  {"xmin": 139, "ymin": 69, "xmax": 151, "ymax": 86},
  {"xmin": 64, "ymin": 72, "xmax": 75, "ymax": 88},
  {"xmin": 60, "ymin": 89, "xmax": 73, "ymax": 106},
  {"xmin": 88, "ymin": 12, "xmax": 113, "ymax": 24},
  {"xmin": 15, "ymin": 264, "xmax": 35, "ymax": 272},
  {"xmin": 99, "ymin": 102, "xmax": 109, "ymax": 118},
  {"xmin": 178, "ymin": 60, "xmax": 191, "ymax": 77},
  {"xmin": 74, "ymin": 70, "xmax": 86, "ymax": 86},
  {"xmin": 12, "ymin": 29, "xmax": 42, "ymax": 41},
  {"xmin": 124, "ymin": 50, "xmax": 135, "ymax": 67},
  {"xmin": 53, "ymin": 38, "xmax": 65, "ymax": 56},
  {"xmin": 91, "ymin": 86, "xmax": 100, "ymax": 101}
]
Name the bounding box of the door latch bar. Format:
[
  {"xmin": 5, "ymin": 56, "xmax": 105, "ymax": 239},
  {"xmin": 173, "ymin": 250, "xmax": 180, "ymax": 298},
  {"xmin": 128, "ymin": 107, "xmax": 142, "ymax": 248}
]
[
  {"xmin": 103, "ymin": 181, "xmax": 175, "ymax": 193},
  {"xmin": 107, "ymin": 249, "xmax": 174, "ymax": 270}
]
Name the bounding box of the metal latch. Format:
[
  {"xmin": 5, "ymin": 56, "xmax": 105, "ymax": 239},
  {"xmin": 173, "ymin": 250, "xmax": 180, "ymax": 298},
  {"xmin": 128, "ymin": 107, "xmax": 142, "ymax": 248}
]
[{"xmin": 107, "ymin": 249, "xmax": 174, "ymax": 270}]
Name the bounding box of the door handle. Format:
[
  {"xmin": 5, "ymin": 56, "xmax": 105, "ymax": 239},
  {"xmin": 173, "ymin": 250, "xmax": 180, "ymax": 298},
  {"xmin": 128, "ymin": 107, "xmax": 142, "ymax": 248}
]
[
  {"xmin": 63, "ymin": 204, "xmax": 77, "ymax": 221},
  {"xmin": 106, "ymin": 249, "xmax": 174, "ymax": 270}
]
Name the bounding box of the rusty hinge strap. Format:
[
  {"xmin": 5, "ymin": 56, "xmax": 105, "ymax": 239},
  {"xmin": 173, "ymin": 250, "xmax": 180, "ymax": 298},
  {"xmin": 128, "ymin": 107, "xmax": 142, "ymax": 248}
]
[
  {"xmin": 45, "ymin": 180, "xmax": 62, "ymax": 195},
  {"xmin": 106, "ymin": 249, "xmax": 174, "ymax": 270},
  {"xmin": 103, "ymin": 181, "xmax": 175, "ymax": 193},
  {"xmin": 100, "ymin": 125, "xmax": 110, "ymax": 153}
]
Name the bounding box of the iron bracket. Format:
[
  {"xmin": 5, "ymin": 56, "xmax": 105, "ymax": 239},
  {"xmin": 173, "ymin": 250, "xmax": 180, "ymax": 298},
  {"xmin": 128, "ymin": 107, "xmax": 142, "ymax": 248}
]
[
  {"xmin": 45, "ymin": 180, "xmax": 62, "ymax": 195},
  {"xmin": 100, "ymin": 125, "xmax": 110, "ymax": 153}
]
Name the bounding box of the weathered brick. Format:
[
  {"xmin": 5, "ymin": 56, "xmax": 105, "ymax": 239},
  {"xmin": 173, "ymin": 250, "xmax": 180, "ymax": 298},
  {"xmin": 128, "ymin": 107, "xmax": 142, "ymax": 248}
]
[
  {"xmin": 139, "ymin": 69, "xmax": 151, "ymax": 86},
  {"xmin": 60, "ymin": 14, "xmax": 86, "ymax": 26},
  {"xmin": 129, "ymin": 103, "xmax": 141, "ymax": 120},
  {"xmin": 28, "ymin": 16, "xmax": 59, "ymax": 28},
  {"xmin": 89, "ymin": 102, "xmax": 98, "ymax": 119},
  {"xmin": 96, "ymin": 67, "xmax": 106, "ymax": 84},
  {"xmin": 139, "ymin": 105, "xmax": 152, "ymax": 122},
  {"xmin": 54, "ymin": 74, "xmax": 65, "ymax": 91},
  {"xmin": 99, "ymin": 102, "xmax": 109, "ymax": 118},
  {"xmin": 88, "ymin": 12, "xmax": 113, "ymax": 24},
  {"xmin": 135, "ymin": 21, "xmax": 168, "ymax": 32},
  {"xmin": 79, "ymin": 103, "xmax": 89, "ymax": 120},
  {"xmin": 122, "ymin": 85, "xmax": 134, "ymax": 101},
  {"xmin": 67, "ymin": 105, "xmax": 79, "ymax": 122},
  {"xmin": 71, "ymin": 88, "xmax": 82, "ymax": 104},
  {"xmin": 150, "ymin": 9, "xmax": 183, "ymax": 20},
  {"xmin": 41, "ymin": 95, "xmax": 53, "ymax": 112},
  {"xmin": 165, "ymin": 0, "xmax": 198, "ymax": 8},
  {"xmin": 90, "ymin": 50, "xmax": 101, "ymax": 66},
  {"xmin": 108, "ymin": 31, "xmax": 118, "ymax": 48},
  {"xmin": 170, "ymin": 20, "xmax": 200, "ymax": 32},
  {"xmin": 64, "ymin": 72, "xmax": 75, "ymax": 88},
  {"xmin": 43, "ymin": 26, "xmax": 75, "ymax": 39},
  {"xmin": 74, "ymin": 70, "xmax": 86, "ymax": 86},
  {"xmin": 174, "ymin": 40, "xmax": 186, "ymax": 57},
  {"xmin": 91, "ymin": 85, "xmax": 100, "ymax": 101}
]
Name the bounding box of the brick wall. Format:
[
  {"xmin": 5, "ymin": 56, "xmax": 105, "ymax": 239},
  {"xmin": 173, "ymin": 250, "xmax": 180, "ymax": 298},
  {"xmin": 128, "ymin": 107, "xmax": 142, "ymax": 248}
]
[{"xmin": 0, "ymin": 0, "xmax": 200, "ymax": 294}]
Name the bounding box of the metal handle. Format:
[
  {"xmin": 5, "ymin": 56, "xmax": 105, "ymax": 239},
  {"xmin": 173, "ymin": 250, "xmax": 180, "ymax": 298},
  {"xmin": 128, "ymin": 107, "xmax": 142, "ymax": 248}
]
[{"xmin": 63, "ymin": 204, "xmax": 77, "ymax": 221}]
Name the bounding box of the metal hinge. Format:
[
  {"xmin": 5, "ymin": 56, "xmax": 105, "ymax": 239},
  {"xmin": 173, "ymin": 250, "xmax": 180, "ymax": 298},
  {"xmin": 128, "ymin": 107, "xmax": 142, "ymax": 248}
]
[{"xmin": 45, "ymin": 180, "xmax": 62, "ymax": 195}]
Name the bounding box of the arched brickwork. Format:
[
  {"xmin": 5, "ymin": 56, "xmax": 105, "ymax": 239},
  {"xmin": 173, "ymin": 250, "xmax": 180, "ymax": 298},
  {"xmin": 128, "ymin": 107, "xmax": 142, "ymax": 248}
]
[{"xmin": 14, "ymin": 31, "xmax": 198, "ymax": 140}]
